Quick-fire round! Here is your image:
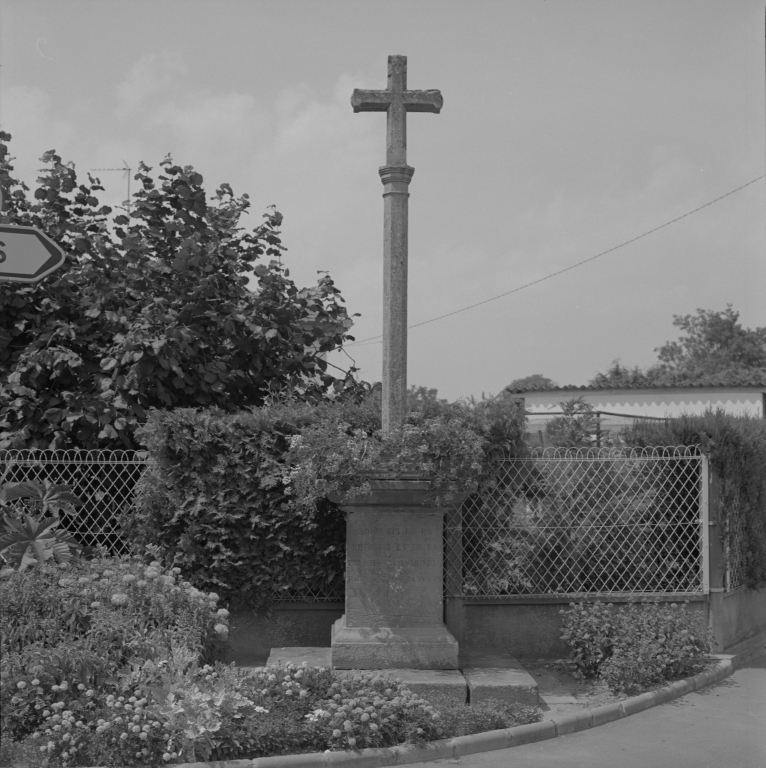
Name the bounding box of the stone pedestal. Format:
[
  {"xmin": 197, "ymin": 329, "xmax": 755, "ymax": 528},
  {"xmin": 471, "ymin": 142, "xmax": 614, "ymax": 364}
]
[{"xmin": 330, "ymin": 476, "xmax": 461, "ymax": 670}]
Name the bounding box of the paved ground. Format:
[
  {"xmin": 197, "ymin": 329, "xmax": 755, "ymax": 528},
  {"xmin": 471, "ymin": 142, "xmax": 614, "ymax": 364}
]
[{"xmin": 422, "ymin": 654, "xmax": 766, "ymax": 768}]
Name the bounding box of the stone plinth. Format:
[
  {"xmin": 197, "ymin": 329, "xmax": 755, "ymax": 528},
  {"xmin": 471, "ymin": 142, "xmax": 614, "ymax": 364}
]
[{"xmin": 330, "ymin": 476, "xmax": 461, "ymax": 670}]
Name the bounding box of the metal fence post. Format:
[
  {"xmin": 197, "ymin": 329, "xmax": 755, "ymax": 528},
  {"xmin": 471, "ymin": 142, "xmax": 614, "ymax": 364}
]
[
  {"xmin": 706, "ymin": 460, "xmax": 727, "ymax": 652},
  {"xmin": 700, "ymin": 454, "xmax": 710, "ymax": 595},
  {"xmin": 443, "ymin": 501, "xmax": 464, "ymax": 647}
]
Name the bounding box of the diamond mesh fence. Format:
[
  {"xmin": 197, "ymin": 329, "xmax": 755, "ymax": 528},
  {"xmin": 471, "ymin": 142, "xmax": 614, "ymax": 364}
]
[
  {"xmin": 0, "ymin": 448, "xmax": 343, "ymax": 603},
  {"xmin": 4, "ymin": 445, "xmax": 747, "ymax": 601},
  {"xmin": 446, "ymin": 446, "xmax": 706, "ymax": 598},
  {"xmin": 0, "ymin": 449, "xmax": 148, "ymax": 556}
]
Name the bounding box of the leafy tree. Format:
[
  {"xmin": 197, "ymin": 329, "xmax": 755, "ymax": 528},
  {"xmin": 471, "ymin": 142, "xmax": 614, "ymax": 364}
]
[
  {"xmin": 505, "ymin": 374, "xmax": 558, "ymax": 391},
  {"xmin": 590, "ymin": 306, "xmax": 766, "ymax": 387},
  {"xmin": 0, "ymin": 133, "xmax": 369, "ymax": 450}
]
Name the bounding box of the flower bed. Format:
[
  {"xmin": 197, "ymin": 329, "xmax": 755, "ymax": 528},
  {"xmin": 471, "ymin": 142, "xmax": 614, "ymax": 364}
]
[{"xmin": 1, "ymin": 555, "xmax": 541, "ymax": 768}]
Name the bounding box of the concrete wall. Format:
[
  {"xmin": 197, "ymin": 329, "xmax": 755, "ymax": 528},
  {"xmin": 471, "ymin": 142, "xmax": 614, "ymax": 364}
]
[
  {"xmin": 224, "ymin": 587, "xmax": 766, "ymax": 665},
  {"xmin": 457, "ymin": 597, "xmax": 708, "ymax": 660},
  {"xmin": 226, "ymin": 603, "xmax": 344, "ymax": 667},
  {"xmin": 714, "ymin": 586, "xmax": 766, "ymax": 650}
]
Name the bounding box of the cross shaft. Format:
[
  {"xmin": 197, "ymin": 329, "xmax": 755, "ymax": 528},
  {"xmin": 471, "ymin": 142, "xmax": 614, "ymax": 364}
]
[{"xmin": 352, "ymin": 56, "xmax": 442, "ymax": 434}]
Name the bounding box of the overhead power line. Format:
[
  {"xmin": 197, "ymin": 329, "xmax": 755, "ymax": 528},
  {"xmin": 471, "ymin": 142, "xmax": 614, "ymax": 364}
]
[{"xmin": 344, "ymin": 174, "xmax": 766, "ymax": 348}]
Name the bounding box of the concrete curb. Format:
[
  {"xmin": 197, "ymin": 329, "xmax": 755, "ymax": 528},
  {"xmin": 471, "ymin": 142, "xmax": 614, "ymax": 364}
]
[{"xmin": 98, "ymin": 635, "xmax": 766, "ymax": 768}]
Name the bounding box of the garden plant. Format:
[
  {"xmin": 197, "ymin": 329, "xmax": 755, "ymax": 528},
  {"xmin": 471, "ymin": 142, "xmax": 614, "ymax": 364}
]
[
  {"xmin": 1, "ymin": 551, "xmax": 540, "ymax": 767},
  {"xmin": 560, "ymin": 600, "xmax": 714, "ymax": 694}
]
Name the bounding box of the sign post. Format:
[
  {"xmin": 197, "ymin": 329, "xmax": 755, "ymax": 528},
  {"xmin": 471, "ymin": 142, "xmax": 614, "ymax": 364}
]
[{"xmin": 0, "ymin": 190, "xmax": 67, "ymax": 283}]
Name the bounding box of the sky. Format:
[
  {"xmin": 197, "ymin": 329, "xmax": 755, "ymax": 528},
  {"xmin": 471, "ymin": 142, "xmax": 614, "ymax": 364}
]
[{"xmin": 1, "ymin": 0, "xmax": 765, "ymax": 401}]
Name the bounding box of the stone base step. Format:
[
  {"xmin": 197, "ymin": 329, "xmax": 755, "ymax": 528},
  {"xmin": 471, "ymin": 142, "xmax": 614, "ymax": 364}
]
[
  {"xmin": 460, "ymin": 652, "xmax": 540, "ymax": 706},
  {"xmin": 266, "ymin": 647, "xmax": 539, "ymax": 706}
]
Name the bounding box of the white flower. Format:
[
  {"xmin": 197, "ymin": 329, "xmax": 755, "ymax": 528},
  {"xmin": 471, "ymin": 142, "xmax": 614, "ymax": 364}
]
[
  {"xmin": 213, "ymin": 623, "xmax": 228, "ymax": 637},
  {"xmin": 31, "ymin": 679, "xmax": 40, "ymax": 686},
  {"xmin": 216, "ymin": 608, "xmax": 229, "ymax": 618},
  {"xmin": 111, "ymin": 593, "xmax": 129, "ymax": 606}
]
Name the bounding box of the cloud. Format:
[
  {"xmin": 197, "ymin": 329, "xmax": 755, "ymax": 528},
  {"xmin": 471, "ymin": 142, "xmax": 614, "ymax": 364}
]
[{"xmin": 114, "ymin": 52, "xmax": 187, "ymax": 119}]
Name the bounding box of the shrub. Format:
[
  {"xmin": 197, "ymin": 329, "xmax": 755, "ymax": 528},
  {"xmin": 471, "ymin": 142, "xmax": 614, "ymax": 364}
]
[
  {"xmin": 559, "ymin": 601, "xmax": 619, "ymax": 679},
  {"xmin": 560, "ymin": 601, "xmax": 713, "ymax": 693},
  {"xmin": 599, "ymin": 602, "xmax": 712, "ymax": 694}
]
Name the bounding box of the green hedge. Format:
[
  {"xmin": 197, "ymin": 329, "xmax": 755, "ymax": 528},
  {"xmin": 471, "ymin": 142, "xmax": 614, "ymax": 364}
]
[
  {"xmin": 621, "ymin": 409, "xmax": 766, "ymax": 590},
  {"xmin": 119, "ymin": 396, "xmax": 525, "ymax": 609},
  {"xmin": 121, "ymin": 401, "xmax": 378, "ymax": 609}
]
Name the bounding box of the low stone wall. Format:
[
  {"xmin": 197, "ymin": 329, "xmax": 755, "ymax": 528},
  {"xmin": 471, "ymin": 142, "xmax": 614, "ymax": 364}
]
[
  {"xmin": 456, "ymin": 596, "xmax": 708, "ymax": 659},
  {"xmin": 714, "ymin": 586, "xmax": 766, "ymax": 650},
  {"xmin": 224, "ymin": 588, "xmax": 766, "ymax": 665},
  {"xmin": 226, "ymin": 603, "xmax": 344, "ymax": 667}
]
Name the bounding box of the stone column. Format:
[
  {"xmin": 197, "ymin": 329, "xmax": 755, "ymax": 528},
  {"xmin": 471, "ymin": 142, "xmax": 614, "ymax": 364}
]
[{"xmin": 379, "ymin": 164, "xmax": 414, "ymax": 435}]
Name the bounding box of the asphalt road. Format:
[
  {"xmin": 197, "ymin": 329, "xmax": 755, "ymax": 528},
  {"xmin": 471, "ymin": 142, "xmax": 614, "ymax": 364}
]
[{"xmin": 424, "ymin": 655, "xmax": 766, "ymax": 768}]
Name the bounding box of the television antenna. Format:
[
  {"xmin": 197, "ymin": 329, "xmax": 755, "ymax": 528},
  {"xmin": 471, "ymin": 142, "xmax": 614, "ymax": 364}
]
[{"xmin": 89, "ymin": 160, "xmax": 132, "ymax": 213}]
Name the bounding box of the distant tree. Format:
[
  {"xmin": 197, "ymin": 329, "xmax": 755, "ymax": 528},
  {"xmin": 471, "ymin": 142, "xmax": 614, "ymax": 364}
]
[
  {"xmin": 407, "ymin": 385, "xmax": 447, "ymax": 407},
  {"xmin": 590, "ymin": 306, "xmax": 766, "ymax": 387},
  {"xmin": 589, "ymin": 361, "xmax": 659, "ymax": 388},
  {"xmin": 544, "ymin": 397, "xmax": 600, "ymax": 448},
  {"xmin": 0, "ymin": 133, "xmax": 369, "ymax": 451},
  {"xmin": 505, "ymin": 374, "xmax": 558, "ymax": 391},
  {"xmin": 654, "ymin": 305, "xmax": 766, "ymax": 378}
]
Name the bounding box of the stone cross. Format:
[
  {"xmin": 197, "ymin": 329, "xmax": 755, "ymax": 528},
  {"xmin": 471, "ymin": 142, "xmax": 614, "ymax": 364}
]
[{"xmin": 352, "ymin": 55, "xmax": 442, "ymax": 434}]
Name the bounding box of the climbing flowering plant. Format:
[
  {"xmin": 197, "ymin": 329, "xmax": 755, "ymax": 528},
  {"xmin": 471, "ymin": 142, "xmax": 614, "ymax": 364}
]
[{"xmin": 282, "ymin": 400, "xmax": 485, "ymax": 513}]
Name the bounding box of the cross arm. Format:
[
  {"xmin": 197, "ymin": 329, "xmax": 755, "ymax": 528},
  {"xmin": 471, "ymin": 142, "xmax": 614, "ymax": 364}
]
[
  {"xmin": 402, "ymin": 90, "xmax": 443, "ymax": 113},
  {"xmin": 351, "ymin": 90, "xmax": 390, "ymax": 112}
]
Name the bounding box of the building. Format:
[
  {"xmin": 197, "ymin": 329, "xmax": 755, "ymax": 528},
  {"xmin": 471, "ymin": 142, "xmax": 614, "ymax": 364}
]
[{"xmin": 504, "ymin": 376, "xmax": 766, "ymax": 439}]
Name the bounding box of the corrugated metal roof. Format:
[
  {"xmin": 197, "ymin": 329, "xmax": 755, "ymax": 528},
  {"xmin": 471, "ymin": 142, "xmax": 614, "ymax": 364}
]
[{"xmin": 505, "ymin": 372, "xmax": 766, "ymax": 395}]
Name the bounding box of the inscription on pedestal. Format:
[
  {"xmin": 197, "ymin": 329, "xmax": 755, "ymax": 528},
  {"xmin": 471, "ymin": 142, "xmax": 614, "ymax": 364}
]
[{"xmin": 345, "ymin": 511, "xmax": 443, "ymax": 628}]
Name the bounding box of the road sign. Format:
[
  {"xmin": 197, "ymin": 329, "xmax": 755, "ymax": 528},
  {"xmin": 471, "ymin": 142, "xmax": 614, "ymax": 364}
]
[{"xmin": 0, "ymin": 224, "xmax": 67, "ymax": 283}]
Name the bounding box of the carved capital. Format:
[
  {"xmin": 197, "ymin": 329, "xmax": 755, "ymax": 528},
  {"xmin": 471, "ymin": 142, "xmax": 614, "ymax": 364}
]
[{"xmin": 378, "ymin": 165, "xmax": 415, "ymax": 186}]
